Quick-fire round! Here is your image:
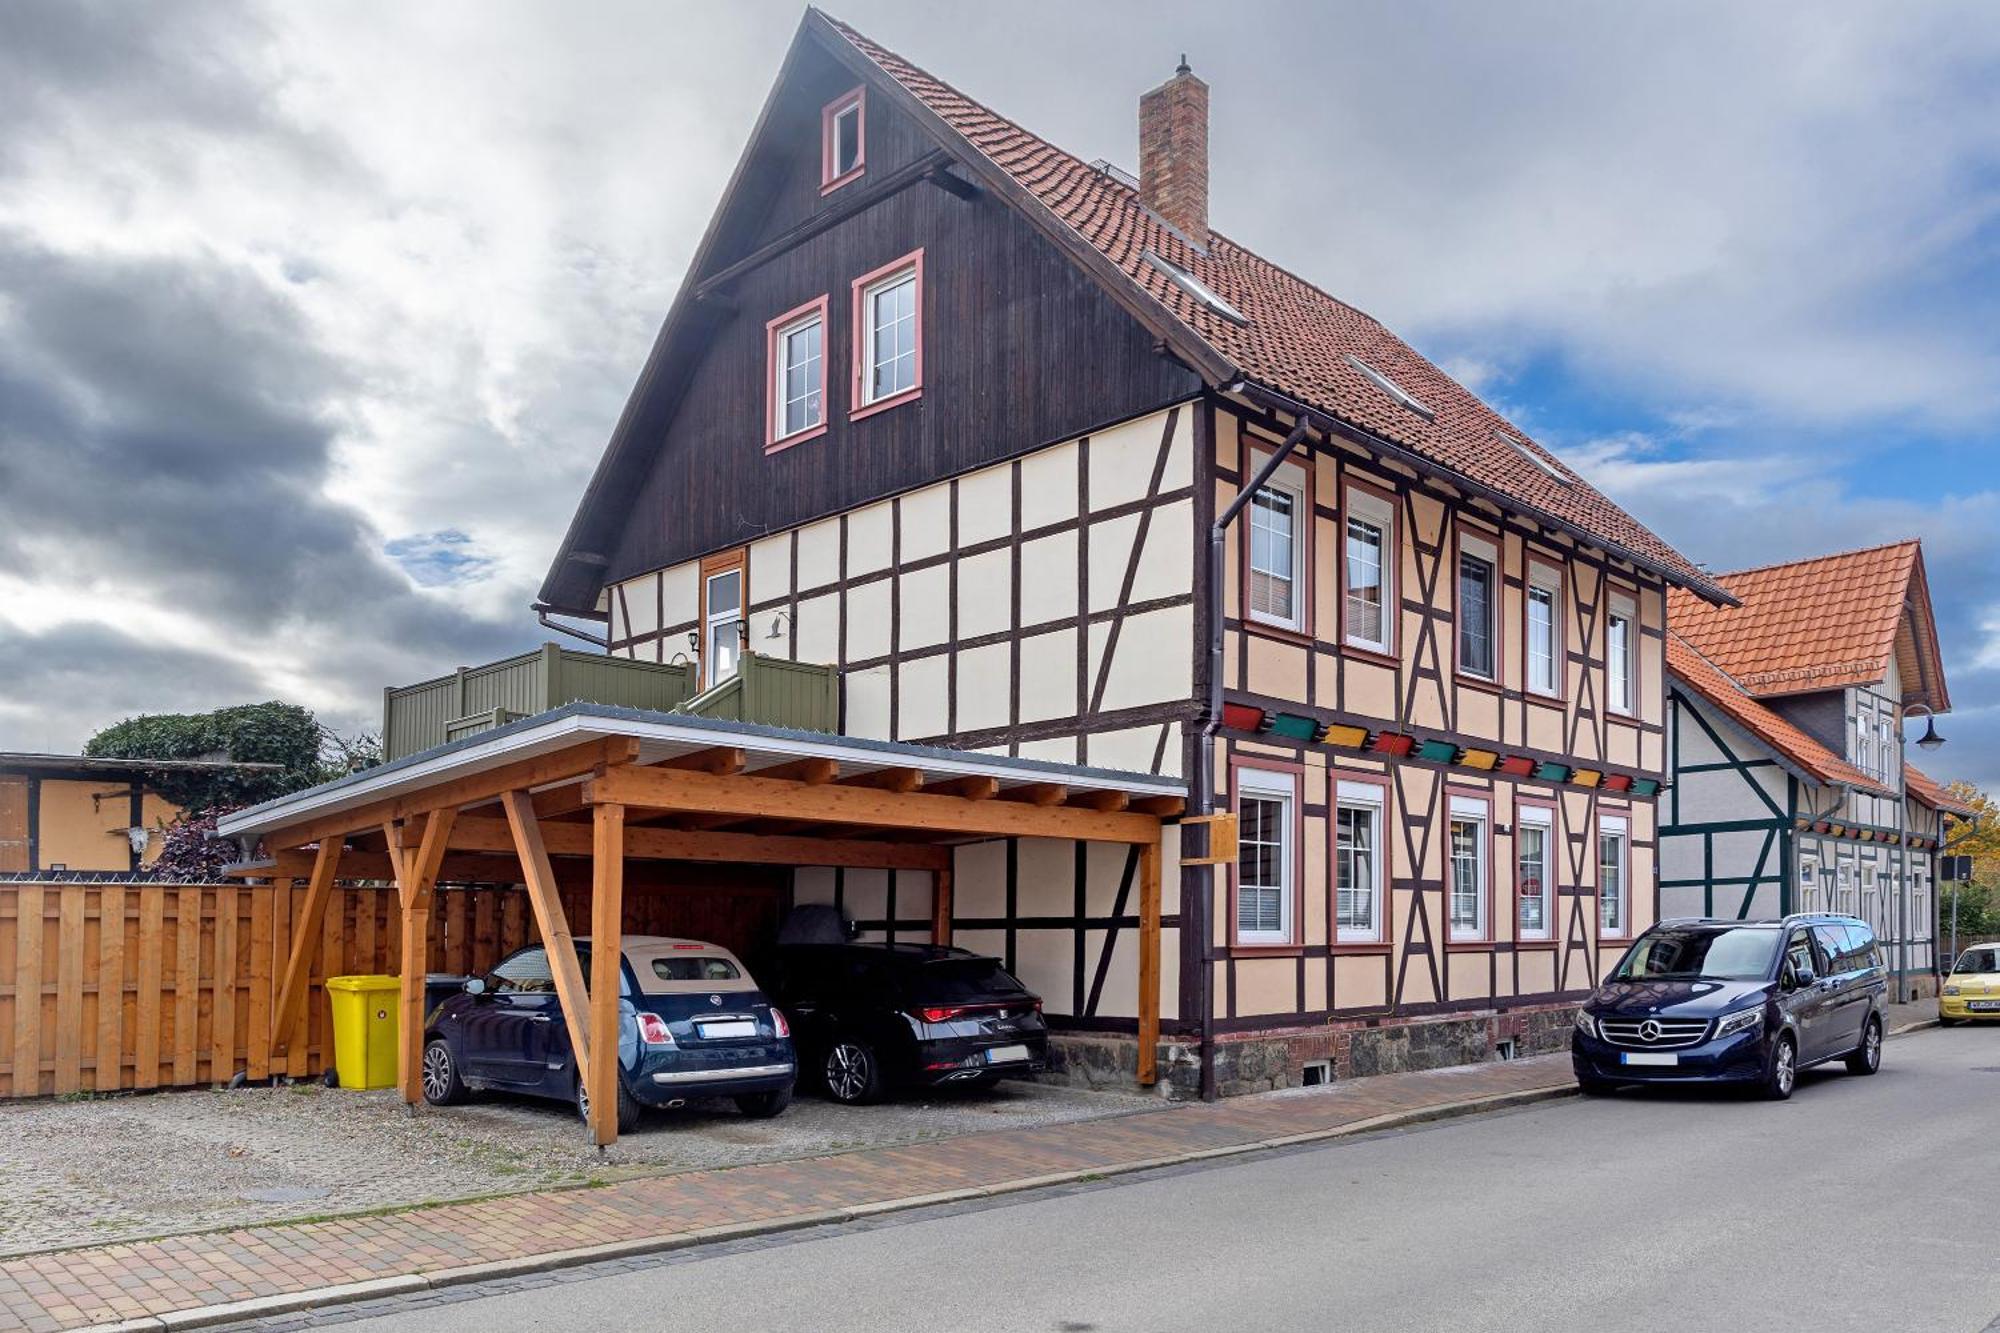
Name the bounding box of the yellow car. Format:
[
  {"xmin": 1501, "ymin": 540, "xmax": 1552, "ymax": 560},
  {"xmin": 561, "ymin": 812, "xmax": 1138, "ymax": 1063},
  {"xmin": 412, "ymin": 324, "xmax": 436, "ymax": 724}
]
[{"xmin": 1941, "ymin": 944, "xmax": 2000, "ymax": 1024}]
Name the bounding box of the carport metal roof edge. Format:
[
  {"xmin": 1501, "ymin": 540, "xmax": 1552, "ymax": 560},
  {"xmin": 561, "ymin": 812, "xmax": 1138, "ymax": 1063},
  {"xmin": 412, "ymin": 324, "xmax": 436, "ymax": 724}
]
[{"xmin": 218, "ymin": 701, "xmax": 1187, "ymax": 843}]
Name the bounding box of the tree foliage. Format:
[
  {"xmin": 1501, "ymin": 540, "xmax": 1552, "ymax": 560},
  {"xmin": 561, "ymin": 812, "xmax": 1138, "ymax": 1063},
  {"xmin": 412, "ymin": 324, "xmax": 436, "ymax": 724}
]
[{"xmin": 85, "ymin": 701, "xmax": 379, "ymax": 820}]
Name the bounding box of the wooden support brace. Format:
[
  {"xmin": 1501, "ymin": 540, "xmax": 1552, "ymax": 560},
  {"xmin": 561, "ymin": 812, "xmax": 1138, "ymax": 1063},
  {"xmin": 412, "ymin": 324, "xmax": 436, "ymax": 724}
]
[
  {"xmin": 502, "ymin": 791, "xmax": 595, "ymax": 1096},
  {"xmin": 269, "ymin": 839, "xmax": 342, "ymax": 1056}
]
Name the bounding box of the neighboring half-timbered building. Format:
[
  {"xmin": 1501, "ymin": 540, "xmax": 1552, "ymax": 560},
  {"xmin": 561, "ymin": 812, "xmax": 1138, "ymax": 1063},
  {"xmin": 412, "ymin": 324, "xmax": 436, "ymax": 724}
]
[
  {"xmin": 538, "ymin": 12, "xmax": 1729, "ymax": 1095},
  {"xmin": 1660, "ymin": 542, "xmax": 1962, "ymax": 1001}
]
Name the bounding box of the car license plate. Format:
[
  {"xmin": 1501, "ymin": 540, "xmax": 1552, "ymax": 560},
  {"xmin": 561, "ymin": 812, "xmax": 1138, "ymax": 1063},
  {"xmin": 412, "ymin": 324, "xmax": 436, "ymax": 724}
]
[
  {"xmin": 1620, "ymin": 1051, "xmax": 1678, "ymax": 1067},
  {"xmin": 1968, "ymin": 1000, "xmax": 2000, "ymax": 1012},
  {"xmin": 984, "ymin": 1043, "xmax": 1031, "ymax": 1065},
  {"xmin": 696, "ymin": 1020, "xmax": 757, "ymax": 1039}
]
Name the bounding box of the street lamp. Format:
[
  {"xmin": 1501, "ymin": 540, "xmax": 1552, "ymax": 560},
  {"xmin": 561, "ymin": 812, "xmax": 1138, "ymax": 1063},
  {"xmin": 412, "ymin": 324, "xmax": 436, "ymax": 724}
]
[{"xmin": 1905, "ymin": 703, "xmax": 1945, "ymax": 751}]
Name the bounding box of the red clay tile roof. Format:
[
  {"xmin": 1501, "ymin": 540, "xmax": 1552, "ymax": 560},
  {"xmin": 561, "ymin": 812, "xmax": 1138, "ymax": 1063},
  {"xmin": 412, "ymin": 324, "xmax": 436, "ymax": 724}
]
[
  {"xmin": 820, "ymin": 13, "xmax": 1720, "ymax": 600},
  {"xmin": 1666, "ymin": 632, "xmax": 1893, "ymax": 796},
  {"xmin": 1666, "ymin": 541, "xmax": 1936, "ymax": 700},
  {"xmin": 1904, "ymin": 762, "xmax": 1979, "ymax": 818}
]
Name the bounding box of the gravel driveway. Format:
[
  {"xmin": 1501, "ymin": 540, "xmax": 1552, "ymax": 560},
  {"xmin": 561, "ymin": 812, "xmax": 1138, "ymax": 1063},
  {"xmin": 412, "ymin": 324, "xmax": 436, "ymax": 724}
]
[{"xmin": 0, "ymin": 1077, "xmax": 1155, "ymax": 1257}]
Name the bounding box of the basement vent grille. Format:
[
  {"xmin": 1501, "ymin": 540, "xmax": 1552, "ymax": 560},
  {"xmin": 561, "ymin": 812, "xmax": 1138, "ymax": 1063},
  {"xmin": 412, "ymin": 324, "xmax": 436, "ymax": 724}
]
[
  {"xmin": 1345, "ymin": 355, "xmax": 1435, "ymax": 422},
  {"xmin": 1143, "ymin": 250, "xmax": 1248, "ymax": 325}
]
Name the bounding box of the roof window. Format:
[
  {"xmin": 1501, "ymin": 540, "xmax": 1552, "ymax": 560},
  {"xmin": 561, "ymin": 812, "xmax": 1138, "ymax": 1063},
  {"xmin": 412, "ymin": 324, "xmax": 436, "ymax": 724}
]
[
  {"xmin": 1498, "ymin": 430, "xmax": 1571, "ymax": 485},
  {"xmin": 1143, "ymin": 250, "xmax": 1247, "ymax": 325},
  {"xmin": 1345, "ymin": 355, "xmax": 1434, "ymax": 422}
]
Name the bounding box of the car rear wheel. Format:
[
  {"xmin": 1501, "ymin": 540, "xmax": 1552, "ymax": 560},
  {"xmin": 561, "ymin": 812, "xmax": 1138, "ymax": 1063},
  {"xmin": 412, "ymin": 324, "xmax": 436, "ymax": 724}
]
[
  {"xmin": 1845, "ymin": 1015, "xmax": 1883, "ymax": 1075},
  {"xmin": 1761, "ymin": 1034, "xmax": 1797, "ymax": 1101},
  {"xmin": 735, "ymin": 1086, "xmax": 793, "ymax": 1119},
  {"xmin": 822, "ymin": 1039, "xmax": 883, "ymax": 1105},
  {"xmin": 421, "ymin": 1038, "xmax": 467, "ymax": 1106},
  {"xmin": 576, "ymin": 1074, "xmax": 640, "ymax": 1135}
]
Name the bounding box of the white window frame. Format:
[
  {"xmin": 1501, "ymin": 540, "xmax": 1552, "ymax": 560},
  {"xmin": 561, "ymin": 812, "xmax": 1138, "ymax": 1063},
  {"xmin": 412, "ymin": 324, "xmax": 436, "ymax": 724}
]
[
  {"xmin": 1234, "ymin": 767, "xmax": 1296, "ymax": 946},
  {"xmin": 702, "ymin": 566, "xmax": 744, "ymax": 689},
  {"xmin": 1447, "ymin": 794, "xmax": 1490, "ymax": 941},
  {"xmin": 1525, "ymin": 561, "xmax": 1562, "ymax": 698},
  {"xmin": 858, "ymin": 263, "xmax": 919, "ymax": 409},
  {"xmin": 1598, "ymin": 813, "xmax": 1630, "ymax": 937},
  {"xmin": 1606, "ymin": 591, "xmax": 1636, "ymax": 716},
  {"xmin": 1343, "ymin": 486, "xmax": 1395, "ymax": 654},
  {"xmin": 1246, "ymin": 460, "xmax": 1307, "ymax": 632},
  {"xmin": 1456, "ymin": 530, "xmax": 1499, "ymax": 681},
  {"xmin": 771, "ymin": 308, "xmax": 825, "ymax": 443},
  {"xmin": 1335, "ymin": 780, "xmax": 1385, "ymax": 944},
  {"xmin": 829, "ymin": 98, "xmax": 862, "ymax": 180},
  {"xmin": 1516, "ymin": 804, "xmax": 1554, "ymax": 940}
]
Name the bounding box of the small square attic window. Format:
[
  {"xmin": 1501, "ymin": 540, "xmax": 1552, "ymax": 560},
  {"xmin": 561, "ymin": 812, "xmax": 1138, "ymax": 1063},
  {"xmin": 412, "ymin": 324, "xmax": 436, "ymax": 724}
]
[
  {"xmin": 1498, "ymin": 430, "xmax": 1572, "ymax": 485},
  {"xmin": 1345, "ymin": 355, "xmax": 1434, "ymax": 422},
  {"xmin": 1143, "ymin": 250, "xmax": 1248, "ymax": 325}
]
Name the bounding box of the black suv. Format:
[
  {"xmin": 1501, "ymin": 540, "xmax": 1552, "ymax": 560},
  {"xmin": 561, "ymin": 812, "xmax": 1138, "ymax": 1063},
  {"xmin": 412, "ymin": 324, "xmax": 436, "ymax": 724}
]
[
  {"xmin": 759, "ymin": 943, "xmax": 1048, "ymax": 1103},
  {"xmin": 1572, "ymin": 913, "xmax": 1887, "ymax": 1100}
]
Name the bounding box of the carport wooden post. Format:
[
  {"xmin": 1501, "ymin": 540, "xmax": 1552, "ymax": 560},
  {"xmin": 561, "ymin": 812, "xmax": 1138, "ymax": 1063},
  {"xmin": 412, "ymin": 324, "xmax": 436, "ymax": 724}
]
[
  {"xmin": 269, "ymin": 839, "xmax": 342, "ymax": 1056},
  {"xmin": 392, "ymin": 808, "xmax": 456, "ymax": 1107},
  {"xmin": 930, "ymin": 865, "xmax": 953, "ymax": 946},
  {"xmin": 588, "ymin": 802, "xmax": 626, "ymax": 1147},
  {"xmin": 1137, "ymin": 837, "xmax": 1161, "ymax": 1086}
]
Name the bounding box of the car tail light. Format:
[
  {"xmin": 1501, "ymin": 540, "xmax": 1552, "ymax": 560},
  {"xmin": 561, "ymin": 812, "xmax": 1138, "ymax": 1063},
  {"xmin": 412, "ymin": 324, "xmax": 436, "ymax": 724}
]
[
  {"xmin": 635, "ymin": 1012, "xmax": 674, "ymax": 1046},
  {"xmin": 919, "ymin": 1005, "xmax": 970, "ymax": 1023},
  {"xmin": 771, "ymin": 1008, "xmax": 790, "ymax": 1039}
]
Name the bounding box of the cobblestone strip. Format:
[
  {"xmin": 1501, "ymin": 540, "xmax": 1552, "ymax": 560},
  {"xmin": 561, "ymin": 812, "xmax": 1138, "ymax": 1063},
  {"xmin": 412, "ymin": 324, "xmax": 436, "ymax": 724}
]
[{"xmin": 2, "ymin": 1057, "xmax": 1576, "ymax": 1330}]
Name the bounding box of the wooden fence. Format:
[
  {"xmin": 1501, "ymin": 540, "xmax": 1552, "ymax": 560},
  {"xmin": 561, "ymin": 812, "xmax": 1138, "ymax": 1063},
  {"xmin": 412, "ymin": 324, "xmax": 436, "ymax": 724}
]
[{"xmin": 0, "ymin": 881, "xmax": 538, "ymax": 1099}]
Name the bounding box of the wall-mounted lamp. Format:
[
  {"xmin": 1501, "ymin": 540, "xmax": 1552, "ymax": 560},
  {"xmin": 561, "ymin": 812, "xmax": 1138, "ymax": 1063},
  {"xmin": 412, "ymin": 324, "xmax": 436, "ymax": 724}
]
[
  {"xmin": 1906, "ymin": 703, "xmax": 1945, "ymax": 751},
  {"xmin": 686, "ymin": 630, "xmax": 700, "ymax": 655},
  {"xmin": 767, "ymin": 610, "xmax": 793, "ymax": 640}
]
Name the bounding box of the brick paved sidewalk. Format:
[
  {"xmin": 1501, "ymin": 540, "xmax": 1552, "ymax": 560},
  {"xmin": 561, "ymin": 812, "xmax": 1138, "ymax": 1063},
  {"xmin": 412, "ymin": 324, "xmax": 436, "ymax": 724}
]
[{"xmin": 0, "ymin": 1055, "xmax": 1575, "ymax": 1331}]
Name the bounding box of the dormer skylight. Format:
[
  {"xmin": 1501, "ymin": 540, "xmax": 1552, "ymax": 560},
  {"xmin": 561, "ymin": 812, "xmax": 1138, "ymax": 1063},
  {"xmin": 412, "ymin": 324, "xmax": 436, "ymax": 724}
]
[
  {"xmin": 1499, "ymin": 430, "xmax": 1572, "ymax": 485},
  {"xmin": 1143, "ymin": 250, "xmax": 1247, "ymax": 325},
  {"xmin": 1344, "ymin": 355, "xmax": 1434, "ymax": 422}
]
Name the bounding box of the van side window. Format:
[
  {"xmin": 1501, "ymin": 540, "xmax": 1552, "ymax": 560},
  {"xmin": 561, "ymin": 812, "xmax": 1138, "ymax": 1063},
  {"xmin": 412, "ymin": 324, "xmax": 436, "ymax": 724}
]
[
  {"xmin": 1811, "ymin": 925, "xmax": 1851, "ymax": 973},
  {"xmin": 1845, "ymin": 924, "xmax": 1880, "ymax": 971},
  {"xmin": 1783, "ymin": 933, "xmax": 1816, "ymax": 981}
]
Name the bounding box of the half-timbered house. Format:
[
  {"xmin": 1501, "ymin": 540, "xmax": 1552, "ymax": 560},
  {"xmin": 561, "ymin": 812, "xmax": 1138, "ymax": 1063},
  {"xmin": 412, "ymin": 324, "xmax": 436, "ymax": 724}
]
[
  {"xmin": 1660, "ymin": 541, "xmax": 1963, "ymax": 1000},
  {"xmin": 525, "ymin": 11, "xmax": 1730, "ymax": 1096}
]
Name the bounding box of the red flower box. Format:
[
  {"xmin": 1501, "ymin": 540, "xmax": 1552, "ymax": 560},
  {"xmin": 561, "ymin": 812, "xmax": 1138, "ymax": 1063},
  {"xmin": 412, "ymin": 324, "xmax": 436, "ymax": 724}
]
[
  {"xmin": 1221, "ymin": 703, "xmax": 1267, "ymax": 732},
  {"xmin": 1371, "ymin": 732, "xmax": 1417, "ymax": 758},
  {"xmin": 1603, "ymin": 773, "xmax": 1633, "ymax": 792},
  {"xmin": 1497, "ymin": 756, "xmax": 1535, "ymax": 777}
]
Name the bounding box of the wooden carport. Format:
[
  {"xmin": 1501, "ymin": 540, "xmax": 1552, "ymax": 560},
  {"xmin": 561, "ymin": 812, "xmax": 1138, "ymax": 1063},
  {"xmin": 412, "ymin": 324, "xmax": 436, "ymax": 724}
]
[{"xmin": 220, "ymin": 706, "xmax": 1185, "ymax": 1145}]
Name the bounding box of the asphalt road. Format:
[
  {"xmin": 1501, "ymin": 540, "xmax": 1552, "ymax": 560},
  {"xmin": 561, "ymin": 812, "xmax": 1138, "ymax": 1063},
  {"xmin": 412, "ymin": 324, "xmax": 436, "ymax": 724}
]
[{"xmin": 331, "ymin": 1028, "xmax": 2000, "ymax": 1333}]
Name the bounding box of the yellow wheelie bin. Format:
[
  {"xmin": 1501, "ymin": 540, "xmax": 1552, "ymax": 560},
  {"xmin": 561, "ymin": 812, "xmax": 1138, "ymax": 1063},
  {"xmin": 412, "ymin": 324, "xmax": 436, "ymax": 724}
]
[{"xmin": 325, "ymin": 975, "xmax": 401, "ymax": 1090}]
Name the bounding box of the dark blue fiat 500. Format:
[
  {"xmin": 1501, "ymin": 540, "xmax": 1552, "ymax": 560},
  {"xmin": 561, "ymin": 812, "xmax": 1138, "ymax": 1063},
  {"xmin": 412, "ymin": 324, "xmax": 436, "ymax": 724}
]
[{"xmin": 422, "ymin": 935, "xmax": 795, "ymax": 1133}]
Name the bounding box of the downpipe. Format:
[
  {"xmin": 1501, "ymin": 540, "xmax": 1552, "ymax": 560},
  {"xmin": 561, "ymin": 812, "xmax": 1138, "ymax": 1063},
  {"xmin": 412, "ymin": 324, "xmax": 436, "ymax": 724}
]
[{"xmin": 1196, "ymin": 415, "xmax": 1312, "ymax": 1102}]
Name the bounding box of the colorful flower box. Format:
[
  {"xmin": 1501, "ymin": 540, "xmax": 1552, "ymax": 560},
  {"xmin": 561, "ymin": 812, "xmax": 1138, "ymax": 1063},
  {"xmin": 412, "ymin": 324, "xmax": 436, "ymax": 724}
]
[
  {"xmin": 1629, "ymin": 778, "xmax": 1660, "ymax": 797},
  {"xmin": 1534, "ymin": 761, "xmax": 1571, "ymax": 783},
  {"xmin": 1416, "ymin": 739, "xmax": 1459, "ymax": 764},
  {"xmin": 1269, "ymin": 712, "xmax": 1320, "ymax": 741},
  {"xmin": 1321, "ymin": 723, "xmax": 1371, "ymax": 749},
  {"xmin": 1812, "ymin": 820, "xmax": 1831, "ymax": 834},
  {"xmin": 1602, "ymin": 773, "xmax": 1633, "ymax": 792},
  {"xmin": 1371, "ymin": 732, "xmax": 1417, "ymax": 758},
  {"xmin": 1497, "ymin": 755, "xmax": 1536, "ymax": 777},
  {"xmin": 1571, "ymin": 769, "xmax": 1602, "ymax": 788},
  {"xmin": 1459, "ymin": 749, "xmax": 1500, "ymax": 770},
  {"xmin": 1221, "ymin": 703, "xmax": 1267, "ymax": 732}
]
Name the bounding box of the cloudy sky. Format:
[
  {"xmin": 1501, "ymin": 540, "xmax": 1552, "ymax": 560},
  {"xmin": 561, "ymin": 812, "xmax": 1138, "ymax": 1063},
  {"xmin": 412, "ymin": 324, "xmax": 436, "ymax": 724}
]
[{"xmin": 3, "ymin": 1, "xmax": 1998, "ymax": 787}]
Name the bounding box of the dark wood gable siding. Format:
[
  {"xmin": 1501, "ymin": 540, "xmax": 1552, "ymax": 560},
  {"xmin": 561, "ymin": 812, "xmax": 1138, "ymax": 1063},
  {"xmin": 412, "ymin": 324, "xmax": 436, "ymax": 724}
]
[{"xmin": 601, "ymin": 58, "xmax": 1200, "ymax": 586}]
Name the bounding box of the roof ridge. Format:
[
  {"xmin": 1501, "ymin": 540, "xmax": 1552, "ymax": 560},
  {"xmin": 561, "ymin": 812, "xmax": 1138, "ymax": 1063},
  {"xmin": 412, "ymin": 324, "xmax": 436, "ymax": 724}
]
[{"xmin": 1712, "ymin": 538, "xmax": 1920, "ymax": 583}]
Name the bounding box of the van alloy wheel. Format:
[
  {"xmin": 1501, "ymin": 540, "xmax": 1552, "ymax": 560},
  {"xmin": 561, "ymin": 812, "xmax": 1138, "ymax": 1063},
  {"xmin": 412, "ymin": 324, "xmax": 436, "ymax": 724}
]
[
  {"xmin": 1846, "ymin": 1017, "xmax": 1883, "ymax": 1075},
  {"xmin": 1765, "ymin": 1036, "xmax": 1796, "ymax": 1100}
]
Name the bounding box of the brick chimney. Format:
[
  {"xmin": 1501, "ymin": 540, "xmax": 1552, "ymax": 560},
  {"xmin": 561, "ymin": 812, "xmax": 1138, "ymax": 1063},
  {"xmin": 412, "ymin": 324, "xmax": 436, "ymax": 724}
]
[{"xmin": 1139, "ymin": 56, "xmax": 1209, "ymax": 246}]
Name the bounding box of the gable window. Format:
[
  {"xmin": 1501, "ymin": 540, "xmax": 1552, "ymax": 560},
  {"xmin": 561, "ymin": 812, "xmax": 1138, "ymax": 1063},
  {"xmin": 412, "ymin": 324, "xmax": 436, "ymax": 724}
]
[
  {"xmin": 1246, "ymin": 456, "xmax": 1307, "ymax": 631},
  {"xmin": 700, "ymin": 551, "xmax": 746, "ymax": 689},
  {"xmin": 851, "ymin": 250, "xmax": 923, "ymax": 418},
  {"xmin": 1598, "ymin": 813, "xmax": 1629, "ymax": 937},
  {"xmin": 821, "ymin": 87, "xmax": 865, "ymax": 192},
  {"xmin": 766, "ymin": 296, "xmax": 828, "ymax": 450},
  {"xmin": 1335, "ymin": 780, "xmax": 1385, "ymax": 944},
  {"xmin": 1457, "ymin": 531, "xmax": 1498, "ymax": 681},
  {"xmin": 1517, "ymin": 803, "xmax": 1553, "ymax": 940},
  {"xmin": 1343, "ymin": 484, "xmax": 1395, "ymax": 654},
  {"xmin": 1234, "ymin": 767, "xmax": 1297, "ymax": 946},
  {"xmin": 1606, "ymin": 591, "xmax": 1636, "ymax": 715},
  {"xmin": 1448, "ymin": 794, "xmax": 1490, "ymax": 940},
  {"xmin": 1526, "ymin": 561, "xmax": 1562, "ymax": 697}
]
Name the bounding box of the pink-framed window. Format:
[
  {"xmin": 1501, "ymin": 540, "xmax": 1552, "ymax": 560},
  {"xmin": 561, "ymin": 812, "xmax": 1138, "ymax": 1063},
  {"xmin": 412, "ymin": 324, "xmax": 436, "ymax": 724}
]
[
  {"xmin": 1446, "ymin": 789, "xmax": 1493, "ymax": 942},
  {"xmin": 1606, "ymin": 583, "xmax": 1639, "ymax": 717},
  {"xmin": 1523, "ymin": 553, "xmax": 1566, "ymax": 701},
  {"xmin": 1332, "ymin": 772, "xmax": 1391, "ymax": 946},
  {"xmin": 849, "ymin": 249, "xmax": 923, "ymax": 420},
  {"xmin": 821, "ymin": 87, "xmax": 866, "ymax": 194},
  {"xmin": 1453, "ymin": 522, "xmax": 1501, "ymax": 686},
  {"xmin": 1340, "ymin": 476, "xmax": 1398, "ymax": 658},
  {"xmin": 765, "ymin": 294, "xmax": 829, "ymax": 453},
  {"xmin": 1598, "ymin": 810, "xmax": 1632, "ymax": 939},
  {"xmin": 1515, "ymin": 796, "xmax": 1558, "ymax": 942}
]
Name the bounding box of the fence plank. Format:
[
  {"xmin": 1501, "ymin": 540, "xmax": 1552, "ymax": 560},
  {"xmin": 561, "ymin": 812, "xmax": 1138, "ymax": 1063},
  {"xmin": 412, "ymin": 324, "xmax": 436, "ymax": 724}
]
[
  {"xmin": 172, "ymin": 887, "xmax": 201, "ymax": 1085},
  {"xmin": 246, "ymin": 883, "xmax": 275, "ymax": 1081},
  {"xmin": 96, "ymin": 886, "xmax": 125, "ymax": 1091},
  {"xmin": 10, "ymin": 886, "xmax": 42, "ymax": 1098},
  {"xmin": 213, "ymin": 886, "xmax": 238, "ymax": 1084},
  {"xmin": 135, "ymin": 887, "xmax": 163, "ymax": 1090},
  {"xmin": 54, "ymin": 887, "xmax": 86, "ymax": 1095}
]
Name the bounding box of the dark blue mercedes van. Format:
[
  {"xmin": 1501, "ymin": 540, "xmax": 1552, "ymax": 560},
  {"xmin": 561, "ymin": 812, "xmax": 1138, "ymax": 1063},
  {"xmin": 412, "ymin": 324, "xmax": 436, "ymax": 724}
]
[{"xmin": 1572, "ymin": 914, "xmax": 1887, "ymax": 1100}]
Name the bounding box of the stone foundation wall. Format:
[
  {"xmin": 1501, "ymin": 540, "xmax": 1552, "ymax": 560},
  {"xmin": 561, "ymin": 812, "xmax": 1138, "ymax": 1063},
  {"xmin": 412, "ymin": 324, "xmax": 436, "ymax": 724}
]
[{"xmin": 1044, "ymin": 999, "xmax": 1584, "ymax": 1100}]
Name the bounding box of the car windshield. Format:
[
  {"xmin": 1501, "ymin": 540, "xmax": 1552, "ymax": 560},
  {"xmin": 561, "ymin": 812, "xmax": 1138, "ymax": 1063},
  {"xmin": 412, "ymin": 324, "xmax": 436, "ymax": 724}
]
[
  {"xmin": 1954, "ymin": 947, "xmax": 2000, "ymax": 975},
  {"xmin": 1613, "ymin": 926, "xmax": 1781, "ymax": 982}
]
